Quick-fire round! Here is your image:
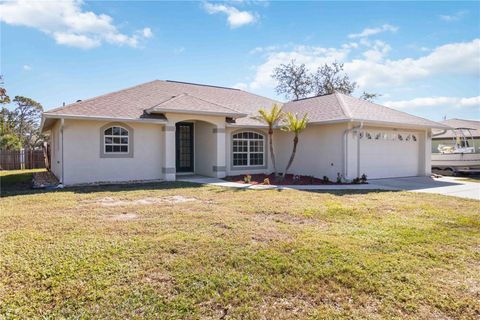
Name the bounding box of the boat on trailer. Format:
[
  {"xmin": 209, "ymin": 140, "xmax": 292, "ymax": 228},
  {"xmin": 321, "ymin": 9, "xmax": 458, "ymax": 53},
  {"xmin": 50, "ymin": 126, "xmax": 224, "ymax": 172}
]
[{"xmin": 431, "ymin": 127, "xmax": 480, "ymax": 175}]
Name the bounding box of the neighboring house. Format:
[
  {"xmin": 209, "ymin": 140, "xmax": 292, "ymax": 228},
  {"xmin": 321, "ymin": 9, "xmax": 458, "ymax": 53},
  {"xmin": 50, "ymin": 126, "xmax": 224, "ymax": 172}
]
[
  {"xmin": 40, "ymin": 80, "xmax": 448, "ymax": 186},
  {"xmin": 432, "ymin": 119, "xmax": 480, "ymax": 153}
]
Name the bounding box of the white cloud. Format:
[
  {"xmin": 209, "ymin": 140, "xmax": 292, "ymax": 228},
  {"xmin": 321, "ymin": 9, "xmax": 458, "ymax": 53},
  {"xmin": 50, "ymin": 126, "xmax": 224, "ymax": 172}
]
[
  {"xmin": 203, "ymin": 2, "xmax": 257, "ymax": 28},
  {"xmin": 384, "ymin": 96, "xmax": 480, "ymax": 109},
  {"xmin": 23, "ymin": 64, "xmax": 31, "ymax": 71},
  {"xmin": 440, "ymin": 10, "xmax": 468, "ymax": 22},
  {"xmin": 348, "ymin": 24, "xmax": 398, "ymax": 39},
  {"xmin": 346, "ymin": 38, "xmax": 480, "ymax": 88},
  {"xmin": 0, "ymin": 0, "xmax": 153, "ymax": 49},
  {"xmin": 142, "ymin": 27, "xmax": 153, "ymax": 38},
  {"xmin": 241, "ymin": 38, "xmax": 480, "ymax": 94}
]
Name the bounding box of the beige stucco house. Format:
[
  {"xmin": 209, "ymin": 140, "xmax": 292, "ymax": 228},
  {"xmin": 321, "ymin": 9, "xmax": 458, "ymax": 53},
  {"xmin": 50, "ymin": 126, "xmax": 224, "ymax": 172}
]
[{"xmin": 41, "ymin": 80, "xmax": 448, "ymax": 186}]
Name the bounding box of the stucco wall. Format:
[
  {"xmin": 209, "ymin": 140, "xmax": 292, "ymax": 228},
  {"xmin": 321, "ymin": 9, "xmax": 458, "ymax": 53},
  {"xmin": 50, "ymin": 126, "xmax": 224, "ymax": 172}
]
[
  {"xmin": 61, "ymin": 119, "xmax": 164, "ymax": 185},
  {"xmin": 274, "ymin": 123, "xmax": 347, "ymax": 181},
  {"xmin": 194, "ymin": 121, "xmax": 216, "ymax": 176},
  {"xmin": 49, "ymin": 120, "xmax": 62, "ymax": 181}
]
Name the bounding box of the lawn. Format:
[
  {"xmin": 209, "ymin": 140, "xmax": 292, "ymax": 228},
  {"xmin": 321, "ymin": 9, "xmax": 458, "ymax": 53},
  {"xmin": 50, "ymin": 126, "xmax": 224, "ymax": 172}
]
[{"xmin": 0, "ymin": 170, "xmax": 479, "ymax": 319}]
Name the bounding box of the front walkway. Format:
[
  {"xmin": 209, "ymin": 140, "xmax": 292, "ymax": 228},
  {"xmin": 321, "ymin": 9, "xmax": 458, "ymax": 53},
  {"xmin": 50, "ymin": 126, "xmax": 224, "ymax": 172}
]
[{"xmin": 177, "ymin": 175, "xmax": 480, "ymax": 200}]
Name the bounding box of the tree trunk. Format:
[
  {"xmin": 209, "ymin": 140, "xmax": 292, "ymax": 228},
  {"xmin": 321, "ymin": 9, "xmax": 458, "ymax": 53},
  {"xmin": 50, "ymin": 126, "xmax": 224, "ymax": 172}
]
[
  {"xmin": 268, "ymin": 128, "xmax": 278, "ymax": 178},
  {"xmin": 282, "ymin": 135, "xmax": 299, "ymax": 180}
]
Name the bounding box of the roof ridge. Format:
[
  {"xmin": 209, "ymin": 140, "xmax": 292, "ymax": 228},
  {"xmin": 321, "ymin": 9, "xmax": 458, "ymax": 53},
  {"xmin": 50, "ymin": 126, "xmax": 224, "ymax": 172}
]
[
  {"xmin": 337, "ymin": 91, "xmax": 444, "ymax": 126},
  {"xmin": 45, "ymin": 80, "xmax": 161, "ymax": 113},
  {"xmin": 334, "ymin": 92, "xmax": 352, "ymax": 119},
  {"xmin": 146, "ymin": 92, "xmax": 244, "ymax": 114},
  {"xmin": 185, "ymin": 93, "xmax": 244, "ymax": 113},
  {"xmin": 165, "ymin": 80, "xmax": 240, "ymax": 91}
]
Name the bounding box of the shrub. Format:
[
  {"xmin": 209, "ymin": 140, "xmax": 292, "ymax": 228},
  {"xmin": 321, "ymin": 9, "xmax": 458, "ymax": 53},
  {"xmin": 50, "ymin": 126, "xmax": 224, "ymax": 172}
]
[
  {"xmin": 322, "ymin": 176, "xmax": 330, "ymax": 183},
  {"xmin": 361, "ymin": 174, "xmax": 368, "ymax": 183},
  {"xmin": 336, "ymin": 173, "xmax": 342, "ymax": 184},
  {"xmin": 244, "ymin": 174, "xmax": 252, "ymax": 183},
  {"xmin": 352, "ymin": 177, "xmax": 361, "ymax": 184}
]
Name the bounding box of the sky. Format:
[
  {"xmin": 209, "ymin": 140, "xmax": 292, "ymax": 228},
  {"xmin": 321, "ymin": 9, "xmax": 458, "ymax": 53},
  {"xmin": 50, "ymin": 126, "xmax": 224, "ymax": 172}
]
[{"xmin": 1, "ymin": 0, "xmax": 479, "ymax": 121}]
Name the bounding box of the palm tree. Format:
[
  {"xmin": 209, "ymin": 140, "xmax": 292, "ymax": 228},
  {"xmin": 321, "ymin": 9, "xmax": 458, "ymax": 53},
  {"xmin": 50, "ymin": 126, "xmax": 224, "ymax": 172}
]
[
  {"xmin": 256, "ymin": 104, "xmax": 284, "ymax": 177},
  {"xmin": 281, "ymin": 112, "xmax": 309, "ymax": 179}
]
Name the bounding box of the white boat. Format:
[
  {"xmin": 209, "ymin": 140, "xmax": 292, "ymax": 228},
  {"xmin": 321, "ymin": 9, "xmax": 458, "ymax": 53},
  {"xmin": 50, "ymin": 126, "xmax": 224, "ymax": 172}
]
[{"xmin": 431, "ymin": 127, "xmax": 480, "ymax": 174}]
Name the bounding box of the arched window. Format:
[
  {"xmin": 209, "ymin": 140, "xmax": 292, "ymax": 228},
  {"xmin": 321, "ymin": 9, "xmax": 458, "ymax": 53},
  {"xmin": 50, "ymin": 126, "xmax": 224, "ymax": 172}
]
[
  {"xmin": 232, "ymin": 131, "xmax": 265, "ymax": 167},
  {"xmin": 104, "ymin": 126, "xmax": 129, "ymax": 153}
]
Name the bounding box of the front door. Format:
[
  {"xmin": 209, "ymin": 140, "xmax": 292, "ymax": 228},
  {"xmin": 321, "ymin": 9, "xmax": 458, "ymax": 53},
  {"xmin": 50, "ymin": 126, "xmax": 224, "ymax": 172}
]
[{"xmin": 175, "ymin": 122, "xmax": 194, "ymax": 172}]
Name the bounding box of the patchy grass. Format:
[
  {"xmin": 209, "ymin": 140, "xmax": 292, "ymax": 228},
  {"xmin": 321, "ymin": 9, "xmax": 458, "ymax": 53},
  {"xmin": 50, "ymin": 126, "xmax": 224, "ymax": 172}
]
[
  {"xmin": 0, "ymin": 169, "xmax": 45, "ymax": 192},
  {"xmin": 0, "ymin": 179, "xmax": 479, "ymax": 319}
]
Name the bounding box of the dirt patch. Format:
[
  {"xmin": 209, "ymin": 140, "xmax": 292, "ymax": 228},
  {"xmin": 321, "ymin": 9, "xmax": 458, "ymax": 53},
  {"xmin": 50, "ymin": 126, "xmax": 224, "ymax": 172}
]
[
  {"xmin": 32, "ymin": 171, "xmax": 59, "ymax": 188},
  {"xmin": 252, "ymin": 212, "xmax": 317, "ymax": 225},
  {"xmin": 107, "ymin": 213, "xmax": 138, "ymax": 221},
  {"xmin": 83, "ymin": 195, "xmax": 197, "ymax": 207}
]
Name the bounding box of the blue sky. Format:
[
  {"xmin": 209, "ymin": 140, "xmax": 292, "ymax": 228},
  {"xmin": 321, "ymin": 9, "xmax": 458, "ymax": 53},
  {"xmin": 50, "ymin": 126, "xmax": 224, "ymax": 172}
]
[{"xmin": 1, "ymin": 1, "xmax": 479, "ymax": 121}]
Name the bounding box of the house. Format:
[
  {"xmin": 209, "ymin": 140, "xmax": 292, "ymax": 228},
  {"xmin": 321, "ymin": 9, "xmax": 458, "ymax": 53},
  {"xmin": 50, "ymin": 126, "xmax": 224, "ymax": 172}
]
[
  {"xmin": 432, "ymin": 119, "xmax": 480, "ymax": 153},
  {"xmin": 40, "ymin": 80, "xmax": 448, "ymax": 186}
]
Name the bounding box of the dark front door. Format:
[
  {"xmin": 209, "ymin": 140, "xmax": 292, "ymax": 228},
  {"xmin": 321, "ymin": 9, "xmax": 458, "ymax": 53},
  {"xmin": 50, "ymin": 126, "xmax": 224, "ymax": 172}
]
[{"xmin": 175, "ymin": 122, "xmax": 194, "ymax": 172}]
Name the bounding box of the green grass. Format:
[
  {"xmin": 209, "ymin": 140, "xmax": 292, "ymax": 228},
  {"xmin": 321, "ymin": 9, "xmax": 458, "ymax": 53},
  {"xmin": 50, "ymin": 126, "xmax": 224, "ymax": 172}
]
[
  {"xmin": 0, "ymin": 170, "xmax": 479, "ymax": 319},
  {"xmin": 0, "ymin": 168, "xmax": 45, "ymax": 192}
]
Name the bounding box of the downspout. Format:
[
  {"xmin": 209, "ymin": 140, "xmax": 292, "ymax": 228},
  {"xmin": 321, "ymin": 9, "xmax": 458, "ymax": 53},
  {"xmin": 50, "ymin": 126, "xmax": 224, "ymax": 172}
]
[
  {"xmin": 432, "ymin": 129, "xmax": 448, "ymax": 137},
  {"xmin": 60, "ymin": 118, "xmax": 65, "ymax": 186},
  {"xmin": 343, "ymin": 121, "xmax": 363, "ymax": 179}
]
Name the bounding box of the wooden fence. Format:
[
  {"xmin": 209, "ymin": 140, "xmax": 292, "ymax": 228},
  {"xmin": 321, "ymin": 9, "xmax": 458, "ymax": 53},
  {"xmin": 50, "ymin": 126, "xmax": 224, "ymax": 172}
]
[{"xmin": 0, "ymin": 149, "xmax": 46, "ymax": 170}]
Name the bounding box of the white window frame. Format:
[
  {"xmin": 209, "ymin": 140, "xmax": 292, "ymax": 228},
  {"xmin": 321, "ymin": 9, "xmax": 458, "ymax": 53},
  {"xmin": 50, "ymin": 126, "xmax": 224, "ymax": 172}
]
[
  {"xmin": 232, "ymin": 131, "xmax": 265, "ymax": 167},
  {"xmin": 104, "ymin": 126, "xmax": 129, "ymax": 154}
]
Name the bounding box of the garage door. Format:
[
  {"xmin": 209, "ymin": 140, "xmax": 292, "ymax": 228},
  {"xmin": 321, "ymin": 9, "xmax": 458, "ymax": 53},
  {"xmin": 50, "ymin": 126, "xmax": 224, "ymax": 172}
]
[{"xmin": 358, "ymin": 130, "xmax": 420, "ymax": 179}]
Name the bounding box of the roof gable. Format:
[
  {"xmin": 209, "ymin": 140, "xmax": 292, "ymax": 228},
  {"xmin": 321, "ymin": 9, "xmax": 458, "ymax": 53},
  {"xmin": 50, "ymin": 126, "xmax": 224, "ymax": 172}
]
[{"xmin": 284, "ymin": 92, "xmax": 448, "ymax": 129}]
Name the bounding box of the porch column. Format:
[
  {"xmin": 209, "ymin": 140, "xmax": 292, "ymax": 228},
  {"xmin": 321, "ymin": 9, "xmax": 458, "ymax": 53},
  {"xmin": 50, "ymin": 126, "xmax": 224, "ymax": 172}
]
[
  {"xmin": 213, "ymin": 126, "xmax": 226, "ymax": 178},
  {"xmin": 162, "ymin": 124, "xmax": 176, "ymax": 181}
]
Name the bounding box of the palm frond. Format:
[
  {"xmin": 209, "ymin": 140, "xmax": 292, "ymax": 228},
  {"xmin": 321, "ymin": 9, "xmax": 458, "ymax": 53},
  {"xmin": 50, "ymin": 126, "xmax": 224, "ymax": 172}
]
[{"xmin": 281, "ymin": 112, "xmax": 309, "ymax": 133}]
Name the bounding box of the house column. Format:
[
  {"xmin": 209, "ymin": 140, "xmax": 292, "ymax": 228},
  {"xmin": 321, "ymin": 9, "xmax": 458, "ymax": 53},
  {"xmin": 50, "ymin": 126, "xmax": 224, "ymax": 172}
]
[
  {"xmin": 212, "ymin": 126, "xmax": 226, "ymax": 178},
  {"xmin": 162, "ymin": 124, "xmax": 176, "ymax": 181}
]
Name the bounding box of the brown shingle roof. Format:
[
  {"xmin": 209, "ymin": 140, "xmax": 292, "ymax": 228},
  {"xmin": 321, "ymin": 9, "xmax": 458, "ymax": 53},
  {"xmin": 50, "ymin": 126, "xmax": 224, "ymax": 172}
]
[
  {"xmin": 284, "ymin": 92, "xmax": 448, "ymax": 129},
  {"xmin": 145, "ymin": 93, "xmax": 246, "ymax": 117},
  {"xmin": 45, "ymin": 80, "xmax": 278, "ymax": 120},
  {"xmin": 44, "ymin": 80, "xmax": 446, "ymax": 129}
]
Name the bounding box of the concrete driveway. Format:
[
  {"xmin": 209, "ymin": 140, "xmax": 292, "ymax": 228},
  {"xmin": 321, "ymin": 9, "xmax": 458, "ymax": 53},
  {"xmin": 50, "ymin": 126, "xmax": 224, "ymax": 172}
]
[{"xmin": 370, "ymin": 176, "xmax": 480, "ymax": 200}]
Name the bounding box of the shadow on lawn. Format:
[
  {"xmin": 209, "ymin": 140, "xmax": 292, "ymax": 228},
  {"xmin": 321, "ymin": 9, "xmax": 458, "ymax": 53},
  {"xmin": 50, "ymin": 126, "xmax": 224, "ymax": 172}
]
[
  {"xmin": 1, "ymin": 177, "xmax": 203, "ymax": 198},
  {"xmin": 1, "ymin": 170, "xmax": 392, "ymax": 198}
]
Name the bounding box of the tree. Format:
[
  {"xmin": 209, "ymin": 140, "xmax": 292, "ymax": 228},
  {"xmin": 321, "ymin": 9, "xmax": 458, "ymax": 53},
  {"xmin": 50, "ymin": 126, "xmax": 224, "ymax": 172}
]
[
  {"xmin": 281, "ymin": 112, "xmax": 309, "ymax": 179},
  {"xmin": 271, "ymin": 60, "xmax": 380, "ymax": 101},
  {"xmin": 0, "ymin": 76, "xmax": 10, "ymax": 105},
  {"xmin": 256, "ymin": 104, "xmax": 284, "ymax": 178},
  {"xmin": 0, "ymin": 132, "xmax": 22, "ymax": 150},
  {"xmin": 360, "ymin": 91, "xmax": 381, "ymax": 102},
  {"xmin": 311, "ymin": 61, "xmax": 357, "ymax": 96},
  {"xmin": 12, "ymin": 96, "xmax": 43, "ymax": 149},
  {"xmin": 271, "ymin": 59, "xmax": 313, "ymax": 100}
]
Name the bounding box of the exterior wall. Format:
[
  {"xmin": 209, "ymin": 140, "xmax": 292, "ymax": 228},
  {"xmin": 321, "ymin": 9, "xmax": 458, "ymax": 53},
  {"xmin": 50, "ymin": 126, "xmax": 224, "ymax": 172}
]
[
  {"xmin": 61, "ymin": 119, "xmax": 164, "ymax": 185},
  {"xmin": 163, "ymin": 113, "xmax": 227, "ymax": 179},
  {"xmin": 274, "ymin": 123, "xmax": 348, "ymax": 181},
  {"xmin": 225, "ymin": 127, "xmax": 273, "ymax": 176},
  {"xmin": 49, "ymin": 120, "xmax": 63, "ymax": 182},
  {"xmin": 194, "ymin": 121, "xmax": 216, "ymax": 177}
]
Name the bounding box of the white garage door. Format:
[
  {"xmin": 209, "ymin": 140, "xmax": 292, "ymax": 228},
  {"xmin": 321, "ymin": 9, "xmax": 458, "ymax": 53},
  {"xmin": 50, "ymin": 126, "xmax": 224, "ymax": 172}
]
[{"xmin": 358, "ymin": 130, "xmax": 420, "ymax": 179}]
